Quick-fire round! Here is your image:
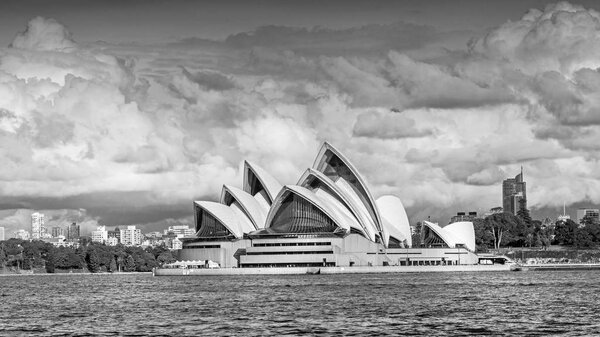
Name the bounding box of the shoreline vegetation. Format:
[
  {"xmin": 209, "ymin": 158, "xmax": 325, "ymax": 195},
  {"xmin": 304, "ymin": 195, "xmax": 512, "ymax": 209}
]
[
  {"xmin": 3, "ymin": 211, "xmax": 600, "ymax": 275},
  {"xmin": 0, "ymin": 238, "xmax": 177, "ymax": 275},
  {"xmin": 0, "ymin": 271, "xmax": 152, "ymax": 276}
]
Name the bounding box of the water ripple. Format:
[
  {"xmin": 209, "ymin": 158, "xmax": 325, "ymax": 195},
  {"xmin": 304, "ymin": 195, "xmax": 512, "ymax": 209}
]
[{"xmin": 0, "ymin": 271, "xmax": 599, "ymax": 336}]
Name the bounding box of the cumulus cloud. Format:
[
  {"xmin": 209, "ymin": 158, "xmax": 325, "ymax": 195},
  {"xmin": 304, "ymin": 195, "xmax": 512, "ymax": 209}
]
[
  {"xmin": 465, "ymin": 1, "xmax": 600, "ymax": 141},
  {"xmin": 466, "ymin": 167, "xmax": 506, "ymax": 186},
  {"xmin": 3, "ymin": 4, "xmax": 600, "ymax": 230},
  {"xmin": 180, "ymin": 66, "xmax": 237, "ymax": 91},
  {"xmin": 10, "ymin": 16, "xmax": 77, "ymax": 51}
]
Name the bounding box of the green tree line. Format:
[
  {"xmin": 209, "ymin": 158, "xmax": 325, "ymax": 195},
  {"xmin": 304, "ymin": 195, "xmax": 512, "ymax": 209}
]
[
  {"xmin": 0, "ymin": 239, "xmax": 176, "ymax": 273},
  {"xmin": 474, "ymin": 212, "xmax": 600, "ymax": 251}
]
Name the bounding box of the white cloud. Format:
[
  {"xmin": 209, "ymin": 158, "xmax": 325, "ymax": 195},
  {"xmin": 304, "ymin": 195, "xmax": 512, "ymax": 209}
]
[
  {"xmin": 3, "ymin": 5, "xmax": 600, "ymax": 229},
  {"xmin": 10, "ymin": 17, "xmax": 77, "ymax": 52}
]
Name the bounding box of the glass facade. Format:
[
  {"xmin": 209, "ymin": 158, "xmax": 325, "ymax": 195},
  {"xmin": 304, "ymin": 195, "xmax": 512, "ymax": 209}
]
[
  {"xmin": 246, "ymin": 168, "xmax": 271, "ymax": 203},
  {"xmin": 422, "ymin": 226, "xmax": 449, "ymax": 248},
  {"xmin": 269, "ymin": 193, "xmax": 340, "ymax": 234},
  {"xmin": 317, "ymin": 150, "xmax": 380, "ymax": 231},
  {"xmin": 195, "ymin": 207, "xmax": 235, "ymax": 239}
]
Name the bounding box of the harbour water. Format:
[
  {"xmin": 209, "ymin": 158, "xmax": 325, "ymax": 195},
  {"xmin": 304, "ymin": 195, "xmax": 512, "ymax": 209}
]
[{"xmin": 1, "ymin": 271, "xmax": 599, "ymax": 336}]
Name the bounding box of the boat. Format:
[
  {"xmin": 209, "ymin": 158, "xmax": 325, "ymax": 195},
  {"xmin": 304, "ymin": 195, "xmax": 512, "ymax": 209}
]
[{"xmin": 306, "ymin": 268, "xmax": 321, "ymax": 275}]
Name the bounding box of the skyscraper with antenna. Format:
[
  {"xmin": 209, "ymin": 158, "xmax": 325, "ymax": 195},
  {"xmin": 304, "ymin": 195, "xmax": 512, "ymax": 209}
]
[{"xmin": 502, "ymin": 167, "xmax": 527, "ymax": 215}]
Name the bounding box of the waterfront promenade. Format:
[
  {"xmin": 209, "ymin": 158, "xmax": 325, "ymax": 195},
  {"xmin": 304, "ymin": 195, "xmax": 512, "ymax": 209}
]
[{"xmin": 154, "ymin": 264, "xmax": 512, "ymax": 276}]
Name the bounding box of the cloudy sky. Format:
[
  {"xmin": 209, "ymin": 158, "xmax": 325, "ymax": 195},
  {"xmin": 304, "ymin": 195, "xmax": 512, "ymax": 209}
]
[{"xmin": 1, "ymin": 0, "xmax": 600, "ymax": 235}]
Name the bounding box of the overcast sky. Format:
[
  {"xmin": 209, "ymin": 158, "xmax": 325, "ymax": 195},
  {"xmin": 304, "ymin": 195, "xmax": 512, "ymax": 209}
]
[{"xmin": 1, "ymin": 1, "xmax": 600, "ymax": 235}]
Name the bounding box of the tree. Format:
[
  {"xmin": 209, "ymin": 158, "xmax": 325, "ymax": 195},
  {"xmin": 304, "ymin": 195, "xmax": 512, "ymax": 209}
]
[
  {"xmin": 576, "ymin": 218, "xmax": 600, "ymax": 248},
  {"xmin": 114, "ymin": 245, "xmax": 127, "ymax": 272},
  {"xmin": 109, "ymin": 258, "xmax": 118, "ymax": 273},
  {"xmin": 157, "ymin": 251, "xmax": 175, "ymax": 265},
  {"xmin": 411, "ymin": 222, "xmax": 423, "ymax": 248},
  {"xmin": 149, "ymin": 244, "xmax": 169, "ymax": 259},
  {"xmin": 486, "ymin": 213, "xmax": 520, "ymax": 249},
  {"xmin": 45, "ymin": 249, "xmax": 56, "ymax": 273},
  {"xmin": 554, "ymin": 219, "xmax": 578, "ymax": 245},
  {"xmin": 79, "ymin": 236, "xmax": 92, "ymax": 247},
  {"xmin": 474, "ymin": 218, "xmax": 495, "ymax": 250},
  {"xmin": 124, "ymin": 255, "xmax": 136, "ymax": 272},
  {"xmin": 575, "ymin": 227, "xmax": 594, "ymax": 248},
  {"xmin": 86, "ymin": 249, "xmax": 100, "ymax": 273},
  {"xmin": 516, "ymin": 198, "xmax": 532, "ymax": 224},
  {"xmin": 0, "ymin": 244, "xmax": 6, "ymax": 269}
]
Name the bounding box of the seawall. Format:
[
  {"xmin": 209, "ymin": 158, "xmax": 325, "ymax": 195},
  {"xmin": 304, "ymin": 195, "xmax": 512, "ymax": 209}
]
[
  {"xmin": 154, "ymin": 264, "xmax": 512, "ymax": 276},
  {"xmin": 525, "ymin": 263, "xmax": 600, "ymax": 271}
]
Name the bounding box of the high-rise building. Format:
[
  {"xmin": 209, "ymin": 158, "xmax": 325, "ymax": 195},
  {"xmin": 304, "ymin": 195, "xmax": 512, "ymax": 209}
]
[
  {"xmin": 576, "ymin": 208, "xmax": 600, "ymax": 224},
  {"xmin": 120, "ymin": 226, "xmax": 142, "ymax": 246},
  {"xmin": 31, "ymin": 212, "xmax": 45, "ymax": 240},
  {"xmin": 91, "ymin": 226, "xmax": 108, "ymax": 243},
  {"xmin": 51, "ymin": 227, "xmax": 65, "ymax": 238},
  {"xmin": 502, "ymin": 167, "xmax": 527, "ymax": 216},
  {"xmin": 0, "ymin": 226, "xmax": 4, "ymax": 241},
  {"xmin": 68, "ymin": 223, "xmax": 80, "ymax": 241}
]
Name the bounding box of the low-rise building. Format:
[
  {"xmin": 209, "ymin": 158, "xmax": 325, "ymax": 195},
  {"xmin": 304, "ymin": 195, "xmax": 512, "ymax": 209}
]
[
  {"xmin": 576, "ymin": 208, "xmax": 599, "ymax": 224},
  {"xmin": 42, "ymin": 235, "xmax": 78, "ymax": 248},
  {"xmin": 450, "ymin": 212, "xmax": 478, "ymax": 224},
  {"xmin": 171, "ymin": 237, "xmax": 183, "ymax": 250},
  {"xmin": 145, "ymin": 231, "xmax": 163, "ymax": 240},
  {"xmin": 13, "ymin": 229, "xmax": 30, "ymax": 240},
  {"xmin": 164, "ymin": 225, "xmax": 195, "ymax": 238},
  {"xmin": 106, "ymin": 236, "xmax": 119, "ymax": 246}
]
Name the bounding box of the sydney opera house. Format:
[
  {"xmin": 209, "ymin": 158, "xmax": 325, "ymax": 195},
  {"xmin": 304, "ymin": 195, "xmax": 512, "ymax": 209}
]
[{"xmin": 180, "ymin": 142, "xmax": 481, "ymax": 268}]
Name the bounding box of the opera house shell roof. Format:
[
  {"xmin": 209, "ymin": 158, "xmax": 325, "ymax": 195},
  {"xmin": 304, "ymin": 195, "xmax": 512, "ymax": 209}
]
[
  {"xmin": 421, "ymin": 221, "xmax": 476, "ymax": 252},
  {"xmin": 193, "ymin": 142, "xmax": 413, "ymax": 248}
]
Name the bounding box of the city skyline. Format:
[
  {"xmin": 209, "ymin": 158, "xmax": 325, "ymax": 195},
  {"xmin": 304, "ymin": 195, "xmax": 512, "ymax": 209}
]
[{"xmin": 1, "ymin": 1, "xmax": 600, "ymax": 234}]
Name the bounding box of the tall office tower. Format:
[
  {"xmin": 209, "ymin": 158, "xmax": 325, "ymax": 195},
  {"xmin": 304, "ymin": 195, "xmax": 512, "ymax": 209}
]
[
  {"xmin": 0, "ymin": 226, "xmax": 4, "ymax": 241},
  {"xmin": 31, "ymin": 212, "xmax": 45, "ymax": 240},
  {"xmin": 502, "ymin": 167, "xmax": 527, "ymax": 215},
  {"xmin": 68, "ymin": 223, "xmax": 80, "ymax": 241}
]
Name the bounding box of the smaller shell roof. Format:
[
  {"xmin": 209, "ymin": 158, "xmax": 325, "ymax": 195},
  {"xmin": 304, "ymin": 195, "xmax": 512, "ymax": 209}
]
[
  {"xmin": 194, "ymin": 201, "xmax": 255, "ymax": 238},
  {"xmin": 422, "ymin": 220, "xmax": 475, "ymax": 252},
  {"xmin": 220, "ymin": 185, "xmax": 268, "ymax": 229},
  {"xmin": 376, "ymin": 195, "xmax": 412, "ymax": 247},
  {"xmin": 444, "ymin": 221, "xmax": 476, "ymax": 252},
  {"xmin": 243, "ymin": 160, "xmax": 283, "ymax": 204}
]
